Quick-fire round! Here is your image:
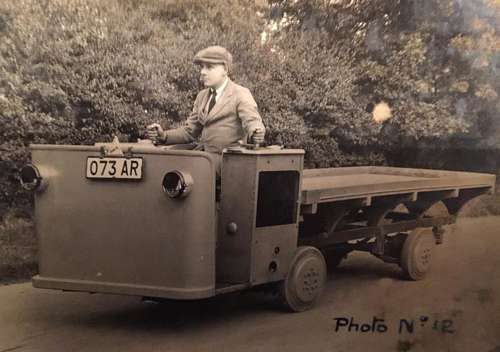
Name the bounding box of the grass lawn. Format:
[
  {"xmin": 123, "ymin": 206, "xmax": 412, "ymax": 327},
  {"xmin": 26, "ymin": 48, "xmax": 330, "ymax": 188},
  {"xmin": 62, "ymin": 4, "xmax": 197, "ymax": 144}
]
[{"xmin": 0, "ymin": 212, "xmax": 37, "ymax": 284}]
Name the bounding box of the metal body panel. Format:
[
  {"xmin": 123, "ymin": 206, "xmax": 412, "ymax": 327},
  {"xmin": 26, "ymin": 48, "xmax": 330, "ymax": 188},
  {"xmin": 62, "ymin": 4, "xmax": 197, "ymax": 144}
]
[
  {"xmin": 251, "ymin": 224, "xmax": 297, "ymax": 285},
  {"xmin": 32, "ymin": 145, "xmax": 216, "ymax": 299},
  {"xmin": 252, "ymin": 155, "xmax": 303, "ymax": 284},
  {"xmin": 217, "ymin": 155, "xmax": 257, "ymax": 283},
  {"xmin": 223, "ymin": 146, "xmax": 305, "ymax": 156},
  {"xmin": 32, "ymin": 275, "xmax": 213, "ymax": 299},
  {"xmin": 217, "ymin": 149, "xmax": 304, "ymax": 285}
]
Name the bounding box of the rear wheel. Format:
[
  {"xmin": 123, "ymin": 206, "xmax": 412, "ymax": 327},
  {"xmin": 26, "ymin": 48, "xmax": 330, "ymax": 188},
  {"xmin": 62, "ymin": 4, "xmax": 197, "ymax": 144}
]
[
  {"xmin": 279, "ymin": 246, "xmax": 327, "ymax": 312},
  {"xmin": 400, "ymin": 228, "xmax": 436, "ymax": 280}
]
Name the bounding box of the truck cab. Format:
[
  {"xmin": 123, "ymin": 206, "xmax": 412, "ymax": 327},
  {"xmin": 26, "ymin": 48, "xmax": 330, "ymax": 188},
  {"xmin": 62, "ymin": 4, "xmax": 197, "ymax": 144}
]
[{"xmin": 23, "ymin": 139, "xmax": 305, "ymax": 302}]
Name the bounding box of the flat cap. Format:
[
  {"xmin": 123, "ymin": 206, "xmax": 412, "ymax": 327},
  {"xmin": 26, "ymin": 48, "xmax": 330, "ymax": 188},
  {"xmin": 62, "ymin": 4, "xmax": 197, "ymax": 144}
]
[{"xmin": 193, "ymin": 46, "xmax": 233, "ymax": 70}]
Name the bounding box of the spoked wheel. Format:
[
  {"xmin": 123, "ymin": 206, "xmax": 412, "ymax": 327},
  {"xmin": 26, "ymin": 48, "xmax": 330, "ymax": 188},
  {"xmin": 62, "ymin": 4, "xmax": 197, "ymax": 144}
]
[
  {"xmin": 400, "ymin": 228, "xmax": 436, "ymax": 280},
  {"xmin": 279, "ymin": 246, "xmax": 327, "ymax": 312}
]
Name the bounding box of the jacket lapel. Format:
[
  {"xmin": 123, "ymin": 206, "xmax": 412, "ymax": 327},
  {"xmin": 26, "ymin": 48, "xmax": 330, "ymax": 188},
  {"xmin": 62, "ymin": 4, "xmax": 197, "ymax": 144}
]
[
  {"xmin": 198, "ymin": 89, "xmax": 211, "ymax": 124},
  {"xmin": 205, "ymin": 79, "xmax": 234, "ymax": 122}
]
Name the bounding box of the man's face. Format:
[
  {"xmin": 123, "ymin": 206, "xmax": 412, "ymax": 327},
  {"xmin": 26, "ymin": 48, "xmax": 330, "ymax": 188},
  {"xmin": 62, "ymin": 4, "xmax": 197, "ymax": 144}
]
[{"xmin": 199, "ymin": 62, "xmax": 227, "ymax": 88}]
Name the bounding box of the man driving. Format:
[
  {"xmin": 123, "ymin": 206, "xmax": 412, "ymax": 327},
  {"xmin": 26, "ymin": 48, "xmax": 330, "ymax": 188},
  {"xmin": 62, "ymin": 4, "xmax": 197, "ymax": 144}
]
[{"xmin": 147, "ymin": 46, "xmax": 266, "ymax": 152}]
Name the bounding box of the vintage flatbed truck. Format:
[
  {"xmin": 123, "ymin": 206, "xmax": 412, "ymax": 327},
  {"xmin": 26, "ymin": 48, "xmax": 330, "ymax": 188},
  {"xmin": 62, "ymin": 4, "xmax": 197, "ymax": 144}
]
[{"xmin": 20, "ymin": 139, "xmax": 496, "ymax": 311}]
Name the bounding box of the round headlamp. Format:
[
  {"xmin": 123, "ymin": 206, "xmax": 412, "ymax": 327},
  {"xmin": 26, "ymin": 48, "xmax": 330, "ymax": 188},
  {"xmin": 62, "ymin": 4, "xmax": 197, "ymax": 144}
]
[
  {"xmin": 162, "ymin": 171, "xmax": 193, "ymax": 198},
  {"xmin": 19, "ymin": 164, "xmax": 47, "ymax": 192}
]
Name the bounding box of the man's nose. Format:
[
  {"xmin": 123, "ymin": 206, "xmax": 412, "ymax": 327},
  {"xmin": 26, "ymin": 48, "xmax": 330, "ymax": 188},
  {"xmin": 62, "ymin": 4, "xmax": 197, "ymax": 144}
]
[{"xmin": 200, "ymin": 67, "xmax": 208, "ymax": 75}]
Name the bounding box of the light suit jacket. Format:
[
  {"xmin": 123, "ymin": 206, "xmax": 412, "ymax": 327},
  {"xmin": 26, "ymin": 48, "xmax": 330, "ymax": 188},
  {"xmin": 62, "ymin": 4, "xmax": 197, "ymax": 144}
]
[{"xmin": 164, "ymin": 79, "xmax": 265, "ymax": 153}]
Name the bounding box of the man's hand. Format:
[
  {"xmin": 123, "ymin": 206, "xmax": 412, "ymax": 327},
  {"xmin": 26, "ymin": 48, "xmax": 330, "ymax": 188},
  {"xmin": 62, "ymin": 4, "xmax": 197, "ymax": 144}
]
[
  {"xmin": 251, "ymin": 127, "xmax": 265, "ymax": 145},
  {"xmin": 147, "ymin": 123, "xmax": 165, "ymax": 143}
]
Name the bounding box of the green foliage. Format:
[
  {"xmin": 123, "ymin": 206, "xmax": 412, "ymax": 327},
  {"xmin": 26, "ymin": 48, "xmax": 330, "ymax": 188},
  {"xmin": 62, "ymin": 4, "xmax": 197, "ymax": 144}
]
[
  {"xmin": 0, "ymin": 209, "xmax": 36, "ymax": 283},
  {"xmin": 268, "ymin": 0, "xmax": 500, "ymax": 152}
]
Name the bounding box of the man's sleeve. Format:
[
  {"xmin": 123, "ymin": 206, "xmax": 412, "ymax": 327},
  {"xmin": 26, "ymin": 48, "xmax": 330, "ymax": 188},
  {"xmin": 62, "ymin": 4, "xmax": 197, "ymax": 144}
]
[
  {"xmin": 164, "ymin": 93, "xmax": 203, "ymax": 144},
  {"xmin": 237, "ymin": 88, "xmax": 265, "ymax": 137}
]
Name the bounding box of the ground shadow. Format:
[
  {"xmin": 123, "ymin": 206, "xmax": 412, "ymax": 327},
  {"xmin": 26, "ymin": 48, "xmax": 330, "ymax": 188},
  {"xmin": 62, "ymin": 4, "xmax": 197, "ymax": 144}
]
[{"xmin": 28, "ymin": 252, "xmax": 406, "ymax": 334}]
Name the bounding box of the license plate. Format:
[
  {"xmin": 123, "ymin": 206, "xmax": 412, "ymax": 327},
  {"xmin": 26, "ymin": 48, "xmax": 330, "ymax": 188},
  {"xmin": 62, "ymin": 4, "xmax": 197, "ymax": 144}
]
[{"xmin": 86, "ymin": 157, "xmax": 143, "ymax": 180}]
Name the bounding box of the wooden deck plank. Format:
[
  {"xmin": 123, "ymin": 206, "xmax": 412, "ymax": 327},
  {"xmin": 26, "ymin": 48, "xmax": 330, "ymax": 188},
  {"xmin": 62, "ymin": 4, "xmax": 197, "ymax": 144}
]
[
  {"xmin": 300, "ymin": 167, "xmax": 496, "ymax": 205},
  {"xmin": 303, "ymin": 174, "xmax": 433, "ymax": 191}
]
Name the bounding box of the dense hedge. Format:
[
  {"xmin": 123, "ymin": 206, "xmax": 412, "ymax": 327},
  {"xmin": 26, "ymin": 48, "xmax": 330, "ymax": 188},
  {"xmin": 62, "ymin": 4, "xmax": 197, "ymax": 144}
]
[{"xmin": 0, "ymin": 0, "xmax": 499, "ymax": 217}]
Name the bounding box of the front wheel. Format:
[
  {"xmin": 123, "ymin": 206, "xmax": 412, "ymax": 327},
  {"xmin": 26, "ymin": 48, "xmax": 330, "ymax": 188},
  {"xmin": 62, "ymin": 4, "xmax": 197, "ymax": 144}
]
[{"xmin": 279, "ymin": 246, "xmax": 327, "ymax": 312}]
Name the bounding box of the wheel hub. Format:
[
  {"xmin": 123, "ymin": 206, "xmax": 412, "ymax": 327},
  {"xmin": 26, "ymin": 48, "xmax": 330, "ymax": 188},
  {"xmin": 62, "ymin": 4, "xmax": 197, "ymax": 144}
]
[
  {"xmin": 415, "ymin": 239, "xmax": 433, "ymax": 272},
  {"xmin": 294, "ymin": 258, "xmax": 323, "ymax": 302}
]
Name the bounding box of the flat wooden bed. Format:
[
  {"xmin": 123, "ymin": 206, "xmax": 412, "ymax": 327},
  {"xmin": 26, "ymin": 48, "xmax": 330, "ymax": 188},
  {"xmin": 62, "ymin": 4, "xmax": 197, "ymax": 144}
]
[{"xmin": 301, "ymin": 166, "xmax": 496, "ymax": 206}]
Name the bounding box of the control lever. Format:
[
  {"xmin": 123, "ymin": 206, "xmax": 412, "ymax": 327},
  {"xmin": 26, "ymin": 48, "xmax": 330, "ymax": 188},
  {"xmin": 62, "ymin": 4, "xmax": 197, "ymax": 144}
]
[{"xmin": 238, "ymin": 140, "xmax": 260, "ymax": 150}]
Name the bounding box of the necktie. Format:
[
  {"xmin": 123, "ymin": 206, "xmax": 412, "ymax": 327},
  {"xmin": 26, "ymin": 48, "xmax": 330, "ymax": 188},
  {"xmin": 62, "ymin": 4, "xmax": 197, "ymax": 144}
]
[{"xmin": 208, "ymin": 89, "xmax": 217, "ymax": 113}]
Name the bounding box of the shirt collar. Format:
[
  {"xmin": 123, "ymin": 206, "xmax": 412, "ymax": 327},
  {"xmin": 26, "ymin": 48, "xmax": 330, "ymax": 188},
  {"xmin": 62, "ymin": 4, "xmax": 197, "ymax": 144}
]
[{"xmin": 212, "ymin": 77, "xmax": 229, "ymax": 97}]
